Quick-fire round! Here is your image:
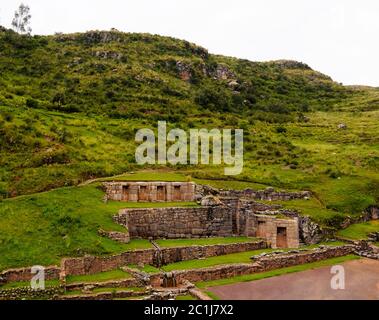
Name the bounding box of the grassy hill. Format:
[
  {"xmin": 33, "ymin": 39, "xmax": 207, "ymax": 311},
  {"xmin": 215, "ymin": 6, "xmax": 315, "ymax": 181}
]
[{"xmin": 0, "ymin": 28, "xmax": 378, "ymax": 270}]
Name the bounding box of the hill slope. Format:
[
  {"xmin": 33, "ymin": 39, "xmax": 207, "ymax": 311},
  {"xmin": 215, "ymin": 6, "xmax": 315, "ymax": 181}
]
[
  {"xmin": 1, "ymin": 28, "xmax": 378, "ymax": 197},
  {"xmin": 0, "ymin": 28, "xmax": 378, "ymax": 271}
]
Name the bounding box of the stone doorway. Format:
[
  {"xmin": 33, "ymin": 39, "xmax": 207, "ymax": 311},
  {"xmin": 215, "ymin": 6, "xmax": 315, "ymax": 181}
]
[
  {"xmin": 122, "ymin": 185, "xmax": 129, "ymax": 201},
  {"xmin": 138, "ymin": 186, "xmax": 149, "ymax": 201},
  {"xmin": 276, "ymin": 227, "xmax": 288, "ymax": 248},
  {"xmin": 256, "ymin": 221, "xmax": 266, "ymax": 238},
  {"xmin": 156, "ymin": 186, "xmax": 166, "ymax": 201},
  {"xmin": 173, "ymin": 186, "xmax": 181, "ymax": 201}
]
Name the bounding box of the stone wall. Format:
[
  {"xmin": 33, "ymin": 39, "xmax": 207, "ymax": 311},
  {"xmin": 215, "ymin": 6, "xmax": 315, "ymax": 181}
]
[
  {"xmin": 116, "ymin": 207, "xmax": 234, "ymax": 239},
  {"xmin": 197, "ymin": 184, "xmax": 311, "ymax": 201},
  {"xmin": 98, "ymin": 229, "xmax": 130, "ymax": 243},
  {"xmin": 104, "ymin": 181, "xmax": 195, "ymax": 202},
  {"xmin": 61, "ymin": 249, "xmax": 154, "ymax": 276},
  {"xmin": 115, "ymin": 203, "xmax": 300, "ymax": 248},
  {"xmin": 0, "ymin": 286, "xmax": 63, "ymax": 300},
  {"xmin": 0, "ymin": 266, "xmax": 60, "ymax": 285},
  {"xmin": 61, "ymin": 241, "xmax": 265, "ymax": 276},
  {"xmin": 150, "ymin": 245, "xmax": 354, "ymax": 285},
  {"xmin": 158, "ymin": 241, "xmax": 267, "ymax": 266}
]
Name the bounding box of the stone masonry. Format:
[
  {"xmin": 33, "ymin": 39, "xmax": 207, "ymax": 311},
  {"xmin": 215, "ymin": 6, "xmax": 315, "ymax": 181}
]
[
  {"xmin": 115, "ymin": 203, "xmax": 300, "ymax": 248},
  {"xmin": 103, "ymin": 181, "xmax": 195, "ymax": 202},
  {"xmin": 116, "ymin": 207, "xmax": 233, "ymax": 239},
  {"xmin": 245, "ymin": 214, "xmax": 299, "ymax": 249}
]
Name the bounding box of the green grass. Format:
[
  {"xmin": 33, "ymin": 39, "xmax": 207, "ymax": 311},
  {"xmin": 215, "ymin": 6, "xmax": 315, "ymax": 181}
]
[
  {"xmin": 161, "ymin": 248, "xmax": 278, "ymax": 272},
  {"xmin": 155, "ymin": 237, "xmax": 258, "ymax": 248},
  {"xmin": 270, "ymin": 198, "xmax": 348, "ymax": 228},
  {"xmin": 63, "ymin": 290, "xmax": 82, "ymax": 296},
  {"xmin": 176, "ymin": 294, "xmax": 197, "ymax": 300},
  {"xmin": 65, "ymin": 269, "xmax": 131, "ymax": 284},
  {"xmin": 0, "ymin": 181, "xmax": 197, "ymax": 271},
  {"xmin": 192, "ymin": 179, "xmax": 269, "ymax": 191},
  {"xmin": 204, "ymin": 291, "xmax": 221, "ymax": 300},
  {"xmin": 92, "ymin": 286, "xmax": 144, "ymax": 294},
  {"xmin": 337, "ymin": 220, "xmax": 379, "ymax": 240},
  {"xmin": 101, "ymin": 171, "xmax": 189, "ymax": 182},
  {"xmin": 0, "ymin": 279, "xmax": 60, "ymax": 290},
  {"xmin": 196, "ymin": 254, "xmax": 360, "ymax": 289}
]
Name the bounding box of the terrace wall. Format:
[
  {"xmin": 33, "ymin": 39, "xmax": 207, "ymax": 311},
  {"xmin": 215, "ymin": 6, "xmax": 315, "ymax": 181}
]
[
  {"xmin": 0, "ymin": 266, "xmax": 60, "ymax": 284},
  {"xmin": 116, "ymin": 207, "xmax": 234, "ymax": 239},
  {"xmin": 150, "ymin": 245, "xmax": 354, "ymax": 285},
  {"xmin": 61, "ymin": 241, "xmax": 266, "ymax": 276}
]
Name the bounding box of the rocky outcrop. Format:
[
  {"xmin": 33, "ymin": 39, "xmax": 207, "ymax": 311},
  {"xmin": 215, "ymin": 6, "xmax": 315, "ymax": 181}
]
[
  {"xmin": 175, "ymin": 60, "xmax": 193, "ymax": 81},
  {"xmin": 200, "ymin": 195, "xmax": 223, "ymax": 206},
  {"xmin": 98, "ymin": 229, "xmax": 130, "ymax": 244},
  {"xmin": 80, "ymin": 31, "xmax": 122, "ymax": 44},
  {"xmin": 362, "ymin": 206, "xmax": 379, "ymax": 221},
  {"xmin": 207, "ymin": 64, "xmax": 236, "ymax": 81},
  {"xmin": 55, "ymin": 30, "xmax": 122, "ymax": 44},
  {"xmin": 270, "ymin": 60, "xmax": 311, "ymax": 70},
  {"xmin": 93, "ymin": 50, "xmax": 123, "ymax": 60}
]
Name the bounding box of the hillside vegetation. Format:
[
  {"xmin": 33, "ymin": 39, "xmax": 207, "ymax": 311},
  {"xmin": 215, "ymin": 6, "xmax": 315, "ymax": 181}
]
[{"xmin": 0, "ymin": 28, "xmax": 378, "ymax": 270}]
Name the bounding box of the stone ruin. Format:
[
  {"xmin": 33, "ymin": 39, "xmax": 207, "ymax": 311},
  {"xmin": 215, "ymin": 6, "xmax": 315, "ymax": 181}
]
[
  {"xmin": 103, "ymin": 181, "xmax": 195, "ymax": 202},
  {"xmin": 103, "ymin": 181, "xmax": 304, "ymax": 249}
]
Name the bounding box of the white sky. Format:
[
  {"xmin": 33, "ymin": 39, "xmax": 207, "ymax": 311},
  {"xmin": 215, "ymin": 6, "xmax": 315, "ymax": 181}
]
[{"xmin": 1, "ymin": 0, "xmax": 378, "ymax": 86}]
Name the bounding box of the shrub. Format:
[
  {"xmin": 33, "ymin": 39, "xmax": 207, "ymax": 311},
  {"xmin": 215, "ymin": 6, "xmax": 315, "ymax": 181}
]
[{"xmin": 26, "ymin": 98, "xmax": 39, "ymax": 108}]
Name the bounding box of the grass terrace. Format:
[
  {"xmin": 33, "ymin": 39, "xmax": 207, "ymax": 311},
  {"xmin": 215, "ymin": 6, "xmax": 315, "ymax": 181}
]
[
  {"xmin": 155, "ymin": 237, "xmax": 259, "ymax": 248},
  {"xmin": 0, "ymin": 279, "xmax": 60, "ymax": 290}
]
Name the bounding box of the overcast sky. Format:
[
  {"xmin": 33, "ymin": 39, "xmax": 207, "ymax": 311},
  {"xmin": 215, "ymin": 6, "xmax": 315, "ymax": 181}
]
[{"xmin": 1, "ymin": 0, "xmax": 378, "ymax": 86}]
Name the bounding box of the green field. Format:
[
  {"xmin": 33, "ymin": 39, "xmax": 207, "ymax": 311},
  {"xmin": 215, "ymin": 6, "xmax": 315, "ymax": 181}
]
[
  {"xmin": 155, "ymin": 237, "xmax": 258, "ymax": 248},
  {"xmin": 337, "ymin": 220, "xmax": 379, "ymax": 240}
]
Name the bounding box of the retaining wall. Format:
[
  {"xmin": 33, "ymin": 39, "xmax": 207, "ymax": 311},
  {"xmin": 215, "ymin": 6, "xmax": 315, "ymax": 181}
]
[
  {"xmin": 150, "ymin": 245, "xmax": 354, "ymax": 285},
  {"xmin": 116, "ymin": 207, "xmax": 234, "ymax": 239},
  {"xmin": 61, "ymin": 241, "xmax": 266, "ymax": 276},
  {"xmin": 0, "ymin": 266, "xmax": 60, "ymax": 284}
]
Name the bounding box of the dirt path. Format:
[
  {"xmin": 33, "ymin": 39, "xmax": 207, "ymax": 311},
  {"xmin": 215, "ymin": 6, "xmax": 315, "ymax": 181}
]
[{"xmin": 208, "ymin": 258, "xmax": 379, "ymax": 300}]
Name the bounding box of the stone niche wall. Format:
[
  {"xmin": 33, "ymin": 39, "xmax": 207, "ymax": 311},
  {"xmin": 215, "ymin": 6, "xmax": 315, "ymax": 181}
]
[
  {"xmin": 104, "ymin": 181, "xmax": 195, "ymax": 202},
  {"xmin": 116, "ymin": 207, "xmax": 234, "ymax": 239}
]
